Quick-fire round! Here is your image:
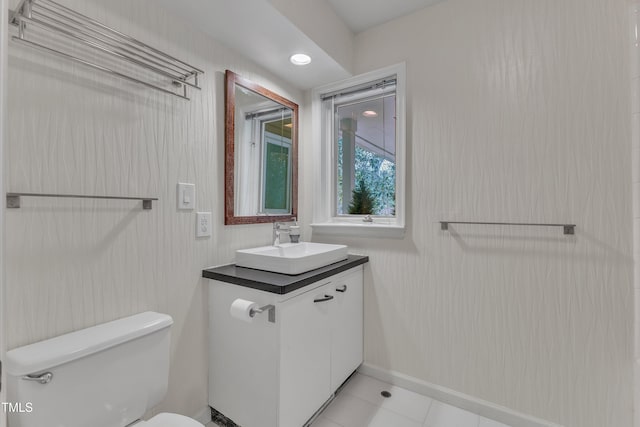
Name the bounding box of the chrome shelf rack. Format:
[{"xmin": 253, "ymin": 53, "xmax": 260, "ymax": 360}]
[{"xmin": 9, "ymin": 0, "xmax": 203, "ymax": 100}]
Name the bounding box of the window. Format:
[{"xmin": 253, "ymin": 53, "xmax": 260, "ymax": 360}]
[
  {"xmin": 235, "ymin": 104, "xmax": 292, "ymax": 216},
  {"xmin": 261, "ymin": 115, "xmax": 292, "ymax": 214},
  {"xmin": 311, "ymin": 63, "xmax": 406, "ymax": 237},
  {"xmin": 335, "ymin": 85, "xmax": 396, "ymax": 217}
]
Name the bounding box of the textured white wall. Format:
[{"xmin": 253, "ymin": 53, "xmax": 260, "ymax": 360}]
[
  {"xmin": 304, "ymin": 0, "xmax": 634, "ymax": 426},
  {"xmin": 631, "ymin": 3, "xmax": 640, "ymax": 427},
  {"xmin": 5, "ymin": 0, "xmax": 301, "ymax": 419},
  {"xmin": 0, "ymin": 0, "xmax": 7, "ymax": 426}
]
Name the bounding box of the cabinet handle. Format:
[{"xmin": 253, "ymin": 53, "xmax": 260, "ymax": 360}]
[
  {"xmin": 336, "ymin": 285, "xmax": 347, "ymax": 293},
  {"xmin": 314, "ymin": 294, "xmax": 334, "ymax": 303}
]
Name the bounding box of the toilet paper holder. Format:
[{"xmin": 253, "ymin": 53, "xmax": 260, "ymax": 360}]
[{"xmin": 250, "ymin": 304, "xmax": 276, "ymax": 323}]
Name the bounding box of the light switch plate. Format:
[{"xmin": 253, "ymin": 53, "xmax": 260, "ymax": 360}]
[
  {"xmin": 196, "ymin": 212, "xmax": 212, "ymax": 237},
  {"xmin": 177, "ymin": 183, "xmax": 195, "ymax": 210}
]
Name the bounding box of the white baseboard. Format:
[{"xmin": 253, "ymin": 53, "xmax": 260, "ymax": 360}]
[
  {"xmin": 193, "ymin": 407, "xmax": 212, "ymax": 425},
  {"xmin": 358, "ymin": 363, "xmax": 563, "ymax": 427}
]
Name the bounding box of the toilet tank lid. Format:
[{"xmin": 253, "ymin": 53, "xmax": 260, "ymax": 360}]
[{"xmin": 5, "ymin": 312, "xmax": 173, "ymax": 376}]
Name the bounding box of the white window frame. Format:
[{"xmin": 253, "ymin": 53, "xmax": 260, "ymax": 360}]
[{"xmin": 311, "ymin": 63, "xmax": 406, "ymax": 238}]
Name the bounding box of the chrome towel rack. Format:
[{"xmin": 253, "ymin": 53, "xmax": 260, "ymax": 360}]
[
  {"xmin": 9, "ymin": 0, "xmax": 203, "ymax": 100},
  {"xmin": 6, "ymin": 192, "xmax": 158, "ymax": 210},
  {"xmin": 440, "ymin": 221, "xmax": 576, "ymax": 235}
]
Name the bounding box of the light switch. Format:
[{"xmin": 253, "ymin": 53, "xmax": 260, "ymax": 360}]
[
  {"xmin": 196, "ymin": 212, "xmax": 212, "ymax": 237},
  {"xmin": 177, "ymin": 183, "xmax": 195, "ymax": 210}
]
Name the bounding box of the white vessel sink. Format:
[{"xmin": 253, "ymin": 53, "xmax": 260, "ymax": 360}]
[{"xmin": 235, "ymin": 242, "xmax": 349, "ymax": 275}]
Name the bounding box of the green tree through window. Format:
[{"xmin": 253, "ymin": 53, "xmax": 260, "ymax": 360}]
[{"xmin": 337, "ymin": 138, "xmax": 396, "ymax": 216}]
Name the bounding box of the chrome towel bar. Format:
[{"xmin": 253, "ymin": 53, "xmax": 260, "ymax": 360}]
[
  {"xmin": 6, "ymin": 192, "xmax": 158, "ymax": 210},
  {"xmin": 440, "ymin": 221, "xmax": 575, "ymax": 235}
]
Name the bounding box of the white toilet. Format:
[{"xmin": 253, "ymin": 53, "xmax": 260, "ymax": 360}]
[{"xmin": 5, "ymin": 311, "xmax": 205, "ymax": 427}]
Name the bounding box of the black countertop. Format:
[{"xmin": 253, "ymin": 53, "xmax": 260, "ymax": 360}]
[{"xmin": 202, "ymin": 255, "xmax": 369, "ymax": 294}]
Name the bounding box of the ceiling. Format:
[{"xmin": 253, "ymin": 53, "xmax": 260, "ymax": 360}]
[
  {"xmin": 157, "ymin": 0, "xmax": 349, "ymax": 89},
  {"xmin": 156, "ymin": 0, "xmax": 351, "ymax": 90},
  {"xmin": 157, "ymin": 0, "xmax": 444, "ymax": 89},
  {"xmin": 327, "ymin": 0, "xmax": 445, "ymax": 33}
]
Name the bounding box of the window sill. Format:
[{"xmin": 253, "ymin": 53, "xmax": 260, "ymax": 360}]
[{"xmin": 310, "ymin": 222, "xmax": 405, "ymax": 238}]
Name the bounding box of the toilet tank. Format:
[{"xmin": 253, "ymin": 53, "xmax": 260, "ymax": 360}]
[{"xmin": 5, "ymin": 312, "xmax": 174, "ymax": 427}]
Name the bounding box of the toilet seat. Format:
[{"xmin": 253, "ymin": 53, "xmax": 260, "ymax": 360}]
[{"xmin": 139, "ymin": 412, "xmax": 205, "ymax": 427}]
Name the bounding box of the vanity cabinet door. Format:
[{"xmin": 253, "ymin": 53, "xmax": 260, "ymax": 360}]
[
  {"xmin": 330, "ymin": 268, "xmax": 364, "ymax": 391},
  {"xmin": 279, "ymin": 282, "xmax": 333, "ymax": 427}
]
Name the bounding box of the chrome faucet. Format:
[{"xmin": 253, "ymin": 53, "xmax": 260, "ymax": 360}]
[
  {"xmin": 273, "ymin": 222, "xmax": 287, "ymax": 246},
  {"xmin": 273, "ymin": 218, "xmax": 298, "ymax": 246}
]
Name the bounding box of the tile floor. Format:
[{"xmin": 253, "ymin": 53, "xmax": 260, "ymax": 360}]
[{"xmin": 208, "ymin": 373, "xmax": 514, "ymax": 427}]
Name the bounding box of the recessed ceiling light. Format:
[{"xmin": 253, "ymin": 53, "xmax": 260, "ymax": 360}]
[
  {"xmin": 290, "ymin": 53, "xmax": 311, "ymax": 66},
  {"xmin": 362, "ymin": 110, "xmax": 378, "ymax": 118}
]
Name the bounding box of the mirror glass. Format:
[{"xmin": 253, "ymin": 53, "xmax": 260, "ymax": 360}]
[{"xmin": 225, "ymin": 70, "xmax": 298, "ymax": 225}]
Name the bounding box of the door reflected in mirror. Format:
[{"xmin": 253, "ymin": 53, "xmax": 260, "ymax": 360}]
[{"xmin": 225, "ymin": 70, "xmax": 298, "ymax": 225}]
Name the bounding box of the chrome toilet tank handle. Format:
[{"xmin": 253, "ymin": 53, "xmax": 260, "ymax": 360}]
[{"xmin": 22, "ymin": 372, "xmax": 53, "ymax": 384}]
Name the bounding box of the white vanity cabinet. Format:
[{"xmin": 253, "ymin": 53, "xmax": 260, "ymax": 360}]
[
  {"xmin": 207, "ymin": 265, "xmax": 364, "ymax": 427},
  {"xmin": 329, "ymin": 270, "xmax": 364, "ymax": 390}
]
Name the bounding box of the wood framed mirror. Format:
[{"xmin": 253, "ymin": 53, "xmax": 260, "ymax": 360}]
[{"xmin": 224, "ymin": 70, "xmax": 298, "ymax": 225}]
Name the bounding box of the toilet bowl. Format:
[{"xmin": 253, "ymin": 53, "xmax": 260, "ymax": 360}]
[{"xmin": 5, "ymin": 312, "xmax": 205, "ymax": 427}]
